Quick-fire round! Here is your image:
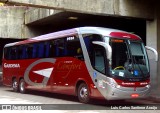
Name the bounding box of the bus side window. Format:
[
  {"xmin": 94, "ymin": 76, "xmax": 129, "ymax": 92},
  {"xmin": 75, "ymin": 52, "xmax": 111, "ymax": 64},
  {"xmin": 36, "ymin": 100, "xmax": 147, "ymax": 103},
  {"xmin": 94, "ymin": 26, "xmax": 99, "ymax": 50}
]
[
  {"xmin": 45, "ymin": 41, "xmax": 50, "ymax": 58},
  {"xmin": 93, "ymin": 46, "xmax": 106, "ymax": 74},
  {"xmin": 4, "ymin": 47, "xmax": 10, "ymax": 60},
  {"xmin": 32, "ymin": 43, "xmax": 38, "ymax": 58},
  {"xmin": 83, "ymin": 34, "xmax": 109, "ymax": 74},
  {"xmin": 83, "ymin": 34, "xmax": 103, "ymax": 51},
  {"xmin": 15, "ymin": 45, "xmax": 26, "ymax": 59},
  {"xmin": 17, "ymin": 46, "xmax": 23, "ymax": 59},
  {"xmin": 10, "ymin": 47, "xmax": 17, "ymax": 60},
  {"xmin": 83, "ymin": 34, "xmax": 103, "ymax": 65},
  {"xmin": 38, "ymin": 43, "xmax": 44, "ymax": 58},
  {"xmin": 66, "ymin": 37, "xmax": 84, "ymax": 60},
  {"xmin": 26, "ymin": 44, "xmax": 33, "ymax": 59},
  {"xmin": 49, "ymin": 40, "xmax": 57, "ymax": 57},
  {"xmin": 57, "ymin": 39, "xmax": 65, "ymax": 57},
  {"xmin": 22, "ymin": 46, "xmax": 27, "ymax": 59}
]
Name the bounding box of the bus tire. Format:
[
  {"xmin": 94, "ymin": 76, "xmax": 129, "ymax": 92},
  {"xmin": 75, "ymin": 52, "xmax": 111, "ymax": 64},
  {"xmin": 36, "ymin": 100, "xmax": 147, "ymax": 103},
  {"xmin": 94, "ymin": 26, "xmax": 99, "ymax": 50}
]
[
  {"xmin": 12, "ymin": 78, "xmax": 19, "ymax": 92},
  {"xmin": 19, "ymin": 79, "xmax": 26, "ymax": 94},
  {"xmin": 77, "ymin": 83, "xmax": 90, "ymax": 103}
]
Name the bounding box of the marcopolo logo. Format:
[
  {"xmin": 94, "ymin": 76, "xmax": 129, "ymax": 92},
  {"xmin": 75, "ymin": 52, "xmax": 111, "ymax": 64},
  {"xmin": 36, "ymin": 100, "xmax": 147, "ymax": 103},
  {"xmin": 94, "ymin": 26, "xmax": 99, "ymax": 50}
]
[{"xmin": 4, "ymin": 63, "xmax": 20, "ymax": 68}]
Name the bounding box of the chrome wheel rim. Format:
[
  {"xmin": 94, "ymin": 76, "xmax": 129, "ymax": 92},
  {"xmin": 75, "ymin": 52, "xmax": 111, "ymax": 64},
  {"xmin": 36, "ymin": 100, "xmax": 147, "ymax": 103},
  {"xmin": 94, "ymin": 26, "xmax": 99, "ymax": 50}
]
[
  {"xmin": 80, "ymin": 87, "xmax": 88, "ymax": 100},
  {"xmin": 20, "ymin": 81, "xmax": 24, "ymax": 91},
  {"xmin": 13, "ymin": 81, "xmax": 18, "ymax": 89}
]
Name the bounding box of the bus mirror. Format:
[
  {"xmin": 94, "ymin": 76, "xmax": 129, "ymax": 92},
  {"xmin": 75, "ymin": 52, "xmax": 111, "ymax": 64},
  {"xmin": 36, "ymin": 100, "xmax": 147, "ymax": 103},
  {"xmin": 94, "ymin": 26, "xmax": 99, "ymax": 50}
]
[
  {"xmin": 145, "ymin": 46, "xmax": 158, "ymax": 61},
  {"xmin": 92, "ymin": 41, "xmax": 112, "ymax": 60}
]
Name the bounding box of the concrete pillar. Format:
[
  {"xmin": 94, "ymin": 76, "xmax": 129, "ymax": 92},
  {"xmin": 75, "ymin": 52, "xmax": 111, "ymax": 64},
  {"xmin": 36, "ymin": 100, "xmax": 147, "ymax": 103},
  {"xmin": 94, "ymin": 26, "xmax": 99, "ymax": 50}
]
[{"xmin": 146, "ymin": 2, "xmax": 160, "ymax": 96}]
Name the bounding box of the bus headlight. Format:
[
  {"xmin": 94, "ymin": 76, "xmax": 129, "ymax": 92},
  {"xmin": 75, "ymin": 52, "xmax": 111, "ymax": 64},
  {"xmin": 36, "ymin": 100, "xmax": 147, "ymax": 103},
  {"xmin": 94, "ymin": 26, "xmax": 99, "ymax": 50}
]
[
  {"xmin": 116, "ymin": 85, "xmax": 121, "ymax": 88},
  {"xmin": 146, "ymin": 85, "xmax": 150, "ymax": 89}
]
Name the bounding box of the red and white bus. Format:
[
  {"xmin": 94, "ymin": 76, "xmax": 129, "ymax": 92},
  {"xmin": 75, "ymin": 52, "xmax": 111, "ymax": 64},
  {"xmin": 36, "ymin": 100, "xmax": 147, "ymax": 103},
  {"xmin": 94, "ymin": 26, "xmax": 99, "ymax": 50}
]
[{"xmin": 2, "ymin": 27, "xmax": 158, "ymax": 103}]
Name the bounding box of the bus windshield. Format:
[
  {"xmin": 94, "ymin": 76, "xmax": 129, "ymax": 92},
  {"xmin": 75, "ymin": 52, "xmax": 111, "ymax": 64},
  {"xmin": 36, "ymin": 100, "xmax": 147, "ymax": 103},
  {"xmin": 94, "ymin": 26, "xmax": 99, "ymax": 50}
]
[{"xmin": 107, "ymin": 37, "xmax": 149, "ymax": 81}]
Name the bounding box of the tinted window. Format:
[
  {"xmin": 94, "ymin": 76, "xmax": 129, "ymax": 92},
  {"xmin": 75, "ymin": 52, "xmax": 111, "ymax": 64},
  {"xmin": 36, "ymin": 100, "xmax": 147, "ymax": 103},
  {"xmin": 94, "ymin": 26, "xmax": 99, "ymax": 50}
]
[
  {"xmin": 94, "ymin": 45, "xmax": 106, "ymax": 74},
  {"xmin": 83, "ymin": 34, "xmax": 106, "ymax": 74},
  {"xmin": 4, "ymin": 36, "xmax": 83, "ymax": 60},
  {"xmin": 4, "ymin": 47, "xmax": 10, "ymax": 60},
  {"xmin": 66, "ymin": 36, "xmax": 83, "ymax": 60},
  {"xmin": 83, "ymin": 34, "xmax": 103, "ymax": 65},
  {"xmin": 26, "ymin": 44, "xmax": 33, "ymax": 59},
  {"xmin": 109, "ymin": 39, "xmax": 128, "ymax": 69}
]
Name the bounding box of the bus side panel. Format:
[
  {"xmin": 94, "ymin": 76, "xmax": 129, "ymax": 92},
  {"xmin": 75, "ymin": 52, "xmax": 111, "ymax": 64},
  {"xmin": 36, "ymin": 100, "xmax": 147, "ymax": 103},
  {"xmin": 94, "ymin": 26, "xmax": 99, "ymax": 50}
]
[
  {"xmin": 3, "ymin": 60, "xmax": 19, "ymax": 86},
  {"xmin": 3, "ymin": 58, "xmax": 104, "ymax": 99},
  {"xmin": 50, "ymin": 57, "xmax": 92, "ymax": 95},
  {"xmin": 52, "ymin": 57, "xmax": 104, "ymax": 99}
]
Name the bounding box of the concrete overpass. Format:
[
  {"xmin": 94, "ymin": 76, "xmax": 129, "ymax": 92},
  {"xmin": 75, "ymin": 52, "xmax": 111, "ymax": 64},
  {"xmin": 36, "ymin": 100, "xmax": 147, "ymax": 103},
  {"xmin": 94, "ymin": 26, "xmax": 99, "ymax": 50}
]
[
  {"xmin": 0, "ymin": 0, "xmax": 160, "ymax": 96},
  {"xmin": 0, "ymin": 0, "xmax": 158, "ymax": 55},
  {"xmin": 0, "ymin": 0, "xmax": 157, "ymax": 41},
  {"xmin": 0, "ymin": 0, "xmax": 154, "ymax": 19}
]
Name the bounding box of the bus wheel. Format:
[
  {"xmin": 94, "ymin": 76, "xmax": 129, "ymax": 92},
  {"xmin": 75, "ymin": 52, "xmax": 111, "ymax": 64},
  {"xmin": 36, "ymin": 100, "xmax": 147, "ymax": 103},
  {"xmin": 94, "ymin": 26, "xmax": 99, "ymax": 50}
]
[
  {"xmin": 77, "ymin": 83, "xmax": 90, "ymax": 103},
  {"xmin": 12, "ymin": 79, "xmax": 19, "ymax": 92},
  {"xmin": 19, "ymin": 79, "xmax": 26, "ymax": 94}
]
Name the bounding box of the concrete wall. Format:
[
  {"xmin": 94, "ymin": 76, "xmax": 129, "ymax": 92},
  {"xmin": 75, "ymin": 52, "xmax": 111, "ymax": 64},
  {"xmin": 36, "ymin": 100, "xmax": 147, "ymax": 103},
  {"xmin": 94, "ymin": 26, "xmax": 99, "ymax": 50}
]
[
  {"xmin": 0, "ymin": 6, "xmax": 26, "ymax": 39},
  {"xmin": 0, "ymin": 0, "xmax": 155, "ymax": 39},
  {"xmin": 23, "ymin": 0, "xmax": 154, "ymax": 25},
  {"xmin": 0, "ymin": 0, "xmax": 154, "ymax": 20},
  {"xmin": 146, "ymin": 2, "xmax": 160, "ymax": 95}
]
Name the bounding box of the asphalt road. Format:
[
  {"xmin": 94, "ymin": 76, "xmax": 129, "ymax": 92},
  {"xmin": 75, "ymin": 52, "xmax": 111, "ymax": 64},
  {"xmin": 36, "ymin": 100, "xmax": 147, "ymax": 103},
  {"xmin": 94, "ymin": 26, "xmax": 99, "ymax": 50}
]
[{"xmin": 0, "ymin": 85, "xmax": 160, "ymax": 113}]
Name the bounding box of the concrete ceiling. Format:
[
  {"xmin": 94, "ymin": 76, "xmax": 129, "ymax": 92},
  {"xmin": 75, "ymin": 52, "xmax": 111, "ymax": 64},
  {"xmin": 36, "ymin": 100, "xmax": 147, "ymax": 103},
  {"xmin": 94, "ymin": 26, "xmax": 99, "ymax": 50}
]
[
  {"xmin": 26, "ymin": 11, "xmax": 146, "ymax": 44},
  {"xmin": 27, "ymin": 11, "xmax": 145, "ymax": 32}
]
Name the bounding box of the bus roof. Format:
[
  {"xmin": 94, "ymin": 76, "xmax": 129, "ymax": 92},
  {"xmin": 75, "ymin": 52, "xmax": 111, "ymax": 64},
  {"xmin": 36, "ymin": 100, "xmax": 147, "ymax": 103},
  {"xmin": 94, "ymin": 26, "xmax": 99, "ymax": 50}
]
[
  {"xmin": 4, "ymin": 27, "xmax": 141, "ymax": 48},
  {"xmin": 79, "ymin": 27, "xmax": 141, "ymax": 40}
]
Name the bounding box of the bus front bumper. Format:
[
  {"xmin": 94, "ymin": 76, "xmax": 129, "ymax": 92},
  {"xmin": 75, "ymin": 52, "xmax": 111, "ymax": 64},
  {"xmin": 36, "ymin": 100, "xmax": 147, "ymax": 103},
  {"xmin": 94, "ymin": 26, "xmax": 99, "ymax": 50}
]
[{"xmin": 105, "ymin": 84, "xmax": 151, "ymax": 100}]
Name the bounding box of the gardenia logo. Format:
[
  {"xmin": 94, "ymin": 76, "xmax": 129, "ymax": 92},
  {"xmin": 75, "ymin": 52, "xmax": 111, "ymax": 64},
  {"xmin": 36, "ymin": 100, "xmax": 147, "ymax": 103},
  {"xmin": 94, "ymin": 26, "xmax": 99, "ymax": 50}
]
[{"xmin": 4, "ymin": 63, "xmax": 20, "ymax": 68}]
